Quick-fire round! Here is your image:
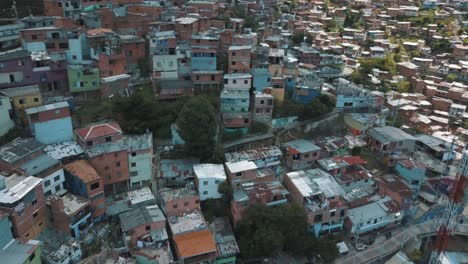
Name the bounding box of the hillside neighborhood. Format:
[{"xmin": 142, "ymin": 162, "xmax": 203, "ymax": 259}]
[{"xmin": 0, "ymin": 0, "xmax": 467, "ymax": 263}]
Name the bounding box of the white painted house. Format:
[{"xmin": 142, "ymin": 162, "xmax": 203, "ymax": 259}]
[{"xmin": 194, "ymin": 164, "xmax": 227, "ymax": 200}]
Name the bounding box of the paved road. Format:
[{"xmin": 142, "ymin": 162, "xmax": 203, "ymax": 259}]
[{"xmin": 336, "ymin": 222, "xmax": 468, "ymax": 264}]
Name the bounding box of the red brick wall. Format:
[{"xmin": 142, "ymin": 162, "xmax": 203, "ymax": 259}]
[
  {"xmin": 89, "ymin": 150, "xmax": 129, "ymax": 187},
  {"xmin": 31, "ymin": 106, "xmax": 70, "ymax": 123},
  {"xmin": 1, "ymin": 184, "xmax": 48, "ymax": 240},
  {"xmin": 163, "ymin": 195, "xmax": 200, "ymax": 217},
  {"xmin": 129, "ymin": 221, "xmax": 165, "ymax": 246}
]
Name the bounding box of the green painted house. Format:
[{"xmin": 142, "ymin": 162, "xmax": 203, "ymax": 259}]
[{"xmin": 67, "ymin": 64, "xmax": 100, "ymax": 93}]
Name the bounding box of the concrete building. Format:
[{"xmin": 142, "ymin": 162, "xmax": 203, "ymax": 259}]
[
  {"xmin": 193, "ymin": 164, "xmax": 227, "ymax": 201},
  {"xmin": 284, "ymin": 169, "xmax": 348, "ymax": 237},
  {"xmin": 100, "ymin": 74, "xmax": 130, "ymax": 99},
  {"xmin": 209, "ymin": 217, "xmax": 240, "ymax": 264},
  {"xmin": 318, "ymin": 156, "xmax": 374, "ymax": 193},
  {"xmin": 63, "ymin": 159, "xmax": 106, "ymax": 220},
  {"xmin": 251, "ymin": 67, "xmax": 272, "ymax": 93},
  {"xmin": 282, "ymin": 139, "xmax": 322, "ymax": 171},
  {"xmin": 0, "ymin": 173, "xmax": 48, "ymax": 240},
  {"xmin": 75, "ymin": 121, "xmax": 129, "ymax": 194},
  {"xmin": 0, "ymin": 137, "xmax": 65, "ymax": 197},
  {"xmin": 231, "ymin": 181, "xmax": 289, "ymax": 225},
  {"xmin": 25, "ymin": 101, "xmax": 73, "ymax": 144},
  {"xmin": 332, "ymin": 78, "xmax": 383, "ymax": 111},
  {"xmin": 47, "ymin": 192, "xmax": 92, "ymax": 239},
  {"xmin": 126, "ymin": 133, "xmax": 153, "ymax": 189},
  {"xmin": 345, "ymin": 196, "xmax": 403, "ymax": 235},
  {"xmin": 67, "ymin": 64, "xmax": 100, "ymax": 98},
  {"xmin": 191, "ymin": 47, "xmax": 216, "ymax": 71},
  {"xmin": 225, "ymin": 146, "xmax": 283, "ymax": 174},
  {"xmin": 38, "ymin": 228, "xmax": 82, "ymax": 264},
  {"xmin": 252, "ymin": 90, "xmax": 274, "ymax": 123},
  {"xmin": 119, "ymin": 205, "xmax": 167, "ymax": 248},
  {"xmin": 228, "ymin": 46, "xmax": 251, "ymax": 73},
  {"xmin": 0, "ymin": 49, "xmax": 36, "ymax": 89},
  {"xmin": 367, "ymin": 126, "xmax": 416, "ymax": 156},
  {"xmin": 0, "ymin": 94, "xmax": 14, "ymax": 136},
  {"xmin": 0, "ymin": 22, "xmax": 25, "ymax": 51},
  {"xmin": 158, "ymin": 187, "xmax": 200, "ymax": 217},
  {"xmin": 168, "ymin": 211, "xmax": 218, "ymax": 263},
  {"xmin": 0, "ymin": 212, "xmax": 42, "ymax": 264},
  {"xmin": 395, "ymin": 159, "xmax": 426, "ymax": 191}
]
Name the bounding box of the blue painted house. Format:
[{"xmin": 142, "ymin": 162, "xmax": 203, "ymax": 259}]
[
  {"xmin": 395, "ymin": 159, "xmax": 426, "ymax": 191},
  {"xmin": 25, "ymin": 101, "xmax": 73, "ymax": 144},
  {"xmin": 292, "ymin": 78, "xmax": 322, "ymax": 104},
  {"xmin": 220, "ymin": 89, "xmax": 250, "ymax": 113},
  {"xmin": 284, "ymin": 75, "xmax": 296, "ymax": 92},
  {"xmin": 191, "ymin": 48, "xmax": 216, "ymax": 71},
  {"xmin": 251, "ymin": 67, "xmax": 271, "ymax": 93}
]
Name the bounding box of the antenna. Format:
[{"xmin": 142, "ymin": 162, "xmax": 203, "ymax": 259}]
[{"xmin": 12, "ymin": 0, "xmax": 18, "ymax": 20}]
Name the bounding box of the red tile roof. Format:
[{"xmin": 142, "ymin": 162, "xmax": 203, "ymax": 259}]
[
  {"xmin": 173, "ymin": 229, "xmax": 217, "ymax": 259},
  {"xmin": 75, "ymin": 121, "xmax": 122, "ymax": 141},
  {"xmin": 341, "ymin": 156, "xmax": 367, "ymax": 166}
]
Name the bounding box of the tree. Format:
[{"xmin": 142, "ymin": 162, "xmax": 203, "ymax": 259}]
[
  {"xmin": 218, "ymin": 181, "xmax": 233, "ymax": 203},
  {"xmin": 447, "ymin": 74, "xmax": 457, "ymax": 82},
  {"xmin": 351, "ymin": 146, "xmax": 361, "ymax": 156},
  {"xmin": 176, "ymin": 97, "xmax": 217, "ymax": 161},
  {"xmin": 236, "ymin": 204, "xmax": 338, "ymax": 261}
]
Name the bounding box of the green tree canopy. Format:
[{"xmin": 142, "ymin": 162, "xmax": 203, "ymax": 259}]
[
  {"xmin": 176, "ymin": 97, "xmax": 217, "ymax": 161},
  {"xmin": 236, "ymin": 204, "xmax": 339, "ymax": 262}
]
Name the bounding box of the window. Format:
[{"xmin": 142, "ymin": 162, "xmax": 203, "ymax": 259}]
[
  {"xmin": 72, "ymin": 55, "xmax": 77, "ymax": 60},
  {"xmin": 244, "ymin": 118, "xmax": 249, "ymax": 123},
  {"xmin": 184, "ymin": 202, "xmax": 189, "ymax": 207},
  {"xmin": 116, "ymin": 172, "xmax": 122, "ymax": 177},
  {"xmin": 196, "ymin": 75, "xmax": 200, "ymax": 80},
  {"xmin": 173, "ymin": 204, "xmax": 178, "ymax": 209},
  {"xmin": 32, "ymin": 199, "xmax": 37, "ymax": 206},
  {"xmin": 90, "ymin": 182, "xmax": 100, "ymax": 190},
  {"xmin": 114, "ymin": 153, "xmax": 118, "ymax": 157},
  {"xmin": 130, "ymin": 171, "xmax": 138, "ymax": 176},
  {"xmin": 145, "ymin": 225, "xmax": 151, "ymax": 231},
  {"xmin": 314, "ymin": 214, "xmax": 323, "ymax": 222},
  {"xmin": 106, "ymin": 175, "xmax": 111, "ymax": 180},
  {"xmin": 125, "ymin": 50, "xmax": 133, "ymax": 57},
  {"xmin": 232, "ymin": 52, "xmax": 236, "ymax": 56},
  {"xmin": 224, "ymin": 79, "xmax": 228, "ymax": 84},
  {"xmin": 106, "ymin": 136, "xmax": 112, "ymax": 142},
  {"xmin": 131, "ymin": 152, "xmax": 136, "ymax": 157},
  {"xmin": 195, "ymin": 199, "xmax": 200, "ymax": 204},
  {"xmin": 203, "ymin": 181, "xmax": 208, "ymax": 185},
  {"xmin": 54, "ymin": 175, "xmax": 60, "ymax": 182},
  {"xmin": 105, "ymin": 166, "xmax": 109, "ymax": 171},
  {"xmin": 340, "ymin": 210, "xmax": 345, "ymax": 217},
  {"xmin": 33, "ymin": 211, "xmax": 38, "ymax": 218},
  {"xmin": 215, "ymin": 180, "xmax": 220, "ymax": 184},
  {"xmin": 55, "ymin": 185, "xmax": 60, "ymax": 192},
  {"xmin": 58, "ymin": 43, "xmax": 68, "ymax": 49},
  {"xmin": 45, "ymin": 190, "xmax": 52, "ymax": 196},
  {"xmin": 19, "ymin": 98, "xmax": 25, "ymax": 104},
  {"xmin": 244, "ymin": 80, "xmax": 248, "ymax": 84},
  {"xmin": 44, "ymin": 180, "xmax": 51, "ymax": 187},
  {"xmin": 87, "ymin": 141, "xmax": 93, "ymax": 146},
  {"xmin": 211, "ymin": 75, "xmax": 215, "ymax": 81},
  {"xmin": 235, "ymin": 172, "xmax": 242, "ymax": 177},
  {"xmin": 233, "ymin": 80, "xmax": 237, "ymax": 84},
  {"xmin": 32, "ymin": 34, "xmax": 38, "ymax": 40},
  {"xmin": 330, "ymin": 211, "xmax": 336, "ymax": 217},
  {"xmin": 231, "ymin": 61, "xmax": 236, "ymax": 65},
  {"xmin": 17, "ymin": 60, "xmax": 24, "ymax": 66},
  {"xmin": 131, "ymin": 162, "xmax": 136, "ymax": 167},
  {"xmin": 203, "ymin": 191, "xmax": 208, "ymax": 195},
  {"xmin": 116, "ymin": 162, "xmax": 121, "ymax": 167}
]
